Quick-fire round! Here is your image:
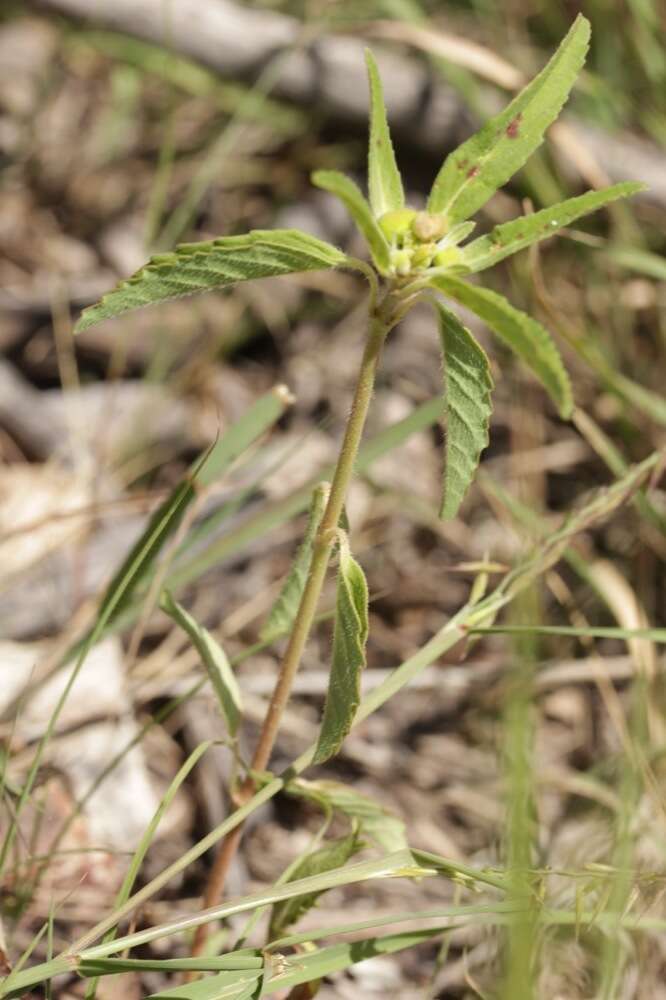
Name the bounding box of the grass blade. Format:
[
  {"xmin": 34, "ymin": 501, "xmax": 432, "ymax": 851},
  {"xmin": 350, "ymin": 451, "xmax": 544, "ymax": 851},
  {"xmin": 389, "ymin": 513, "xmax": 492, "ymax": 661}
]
[
  {"xmin": 268, "ymin": 831, "xmax": 361, "ymax": 939},
  {"xmin": 161, "ymin": 595, "xmax": 242, "ymax": 736}
]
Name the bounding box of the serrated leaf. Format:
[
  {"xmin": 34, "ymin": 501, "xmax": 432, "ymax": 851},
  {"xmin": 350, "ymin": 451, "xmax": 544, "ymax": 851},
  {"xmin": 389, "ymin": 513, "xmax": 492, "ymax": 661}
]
[
  {"xmin": 436, "ymin": 305, "xmax": 493, "ymax": 520},
  {"xmin": 161, "ymin": 592, "xmax": 242, "ymax": 736},
  {"xmin": 433, "ymin": 274, "xmax": 572, "ymax": 418},
  {"xmin": 288, "ymin": 779, "xmax": 408, "ymax": 852},
  {"xmin": 463, "ymin": 182, "xmax": 645, "ymax": 273},
  {"xmin": 261, "ymin": 483, "xmax": 329, "ymax": 643},
  {"xmin": 313, "ymin": 535, "xmax": 369, "ymax": 765},
  {"xmin": 268, "ymin": 831, "xmax": 361, "ymax": 939},
  {"xmin": 427, "ymin": 15, "xmax": 590, "ymax": 222},
  {"xmin": 312, "ymin": 169, "xmax": 391, "ymax": 273},
  {"xmin": 75, "ymin": 230, "xmax": 346, "ymax": 332},
  {"xmin": 365, "ymin": 49, "xmax": 405, "ymax": 217}
]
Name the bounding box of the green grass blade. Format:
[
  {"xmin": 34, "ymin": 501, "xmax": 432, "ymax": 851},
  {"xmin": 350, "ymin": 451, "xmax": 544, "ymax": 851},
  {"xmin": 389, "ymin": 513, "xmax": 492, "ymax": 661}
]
[
  {"xmin": 313, "ymin": 535, "xmax": 369, "ymax": 765},
  {"xmin": 147, "ymin": 971, "xmax": 262, "ymax": 1000},
  {"xmin": 312, "ymin": 170, "xmax": 391, "ymax": 273},
  {"xmin": 260, "ymin": 483, "xmax": 329, "ymax": 643},
  {"xmin": 84, "ymin": 741, "xmax": 214, "ymax": 1000},
  {"xmin": 99, "ymin": 387, "xmax": 289, "ymax": 627},
  {"xmin": 436, "ymin": 304, "xmax": 493, "ymax": 520},
  {"xmin": 75, "ymin": 230, "xmax": 345, "ymax": 331},
  {"xmin": 434, "ymin": 275, "xmax": 573, "ymax": 418},
  {"xmin": 261, "ymin": 927, "xmax": 446, "ymax": 995},
  {"xmin": 365, "ymin": 49, "xmax": 405, "ymax": 217},
  {"xmin": 161, "ymin": 595, "xmax": 242, "ymax": 736},
  {"xmin": 268, "ymin": 831, "xmax": 361, "ymax": 940},
  {"xmin": 427, "ymin": 15, "xmax": 590, "ymax": 222},
  {"xmin": 470, "ymin": 625, "xmax": 666, "ymax": 642},
  {"xmin": 463, "ymin": 182, "xmax": 645, "ymax": 272},
  {"xmin": 76, "ymin": 850, "xmax": 421, "ymax": 958}
]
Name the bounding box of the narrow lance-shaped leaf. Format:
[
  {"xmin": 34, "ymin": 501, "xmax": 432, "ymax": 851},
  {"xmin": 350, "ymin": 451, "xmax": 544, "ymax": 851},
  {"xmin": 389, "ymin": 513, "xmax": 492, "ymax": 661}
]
[
  {"xmin": 427, "ymin": 15, "xmax": 590, "ymax": 223},
  {"xmin": 75, "ymin": 230, "xmax": 346, "ymax": 332},
  {"xmin": 161, "ymin": 592, "xmax": 242, "ymax": 736},
  {"xmin": 269, "ymin": 831, "xmax": 361, "ymax": 939},
  {"xmin": 288, "ymin": 778, "xmax": 408, "ymax": 852},
  {"xmin": 261, "ymin": 483, "xmax": 329, "ymax": 643},
  {"xmin": 313, "ymin": 534, "xmax": 369, "ymax": 765},
  {"xmin": 312, "ymin": 169, "xmax": 391, "ymax": 273},
  {"xmin": 433, "ymin": 274, "xmax": 572, "ymax": 418},
  {"xmin": 436, "ymin": 304, "xmax": 493, "ymax": 520},
  {"xmin": 463, "ymin": 182, "xmax": 646, "ymax": 273},
  {"xmin": 365, "ymin": 49, "xmax": 405, "ymax": 217}
]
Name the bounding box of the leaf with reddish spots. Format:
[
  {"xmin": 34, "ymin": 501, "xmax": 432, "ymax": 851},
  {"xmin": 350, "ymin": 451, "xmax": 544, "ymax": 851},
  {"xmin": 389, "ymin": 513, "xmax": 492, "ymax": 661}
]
[
  {"xmin": 506, "ymin": 113, "xmax": 522, "ymax": 139},
  {"xmin": 427, "ymin": 15, "xmax": 591, "ymax": 222}
]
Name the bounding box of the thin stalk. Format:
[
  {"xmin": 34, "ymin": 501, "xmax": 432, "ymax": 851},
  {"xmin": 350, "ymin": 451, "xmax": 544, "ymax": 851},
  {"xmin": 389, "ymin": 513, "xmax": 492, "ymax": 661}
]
[{"xmin": 192, "ymin": 289, "xmax": 399, "ymax": 955}]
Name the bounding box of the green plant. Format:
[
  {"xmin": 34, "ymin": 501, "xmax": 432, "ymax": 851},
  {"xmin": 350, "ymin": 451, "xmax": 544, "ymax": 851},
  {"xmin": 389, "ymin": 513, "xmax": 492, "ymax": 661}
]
[{"xmin": 3, "ymin": 15, "xmax": 656, "ymax": 999}]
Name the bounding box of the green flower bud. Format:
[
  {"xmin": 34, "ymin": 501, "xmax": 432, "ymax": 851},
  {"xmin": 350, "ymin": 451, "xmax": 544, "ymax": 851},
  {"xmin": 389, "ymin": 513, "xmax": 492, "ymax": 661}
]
[
  {"xmin": 379, "ymin": 209, "xmax": 417, "ymax": 241},
  {"xmin": 391, "ymin": 248, "xmax": 413, "ymax": 275},
  {"xmin": 411, "ymin": 212, "xmax": 448, "ymax": 243},
  {"xmin": 433, "ymin": 247, "xmax": 462, "ymax": 268},
  {"xmin": 411, "ymin": 243, "xmax": 436, "ymax": 268}
]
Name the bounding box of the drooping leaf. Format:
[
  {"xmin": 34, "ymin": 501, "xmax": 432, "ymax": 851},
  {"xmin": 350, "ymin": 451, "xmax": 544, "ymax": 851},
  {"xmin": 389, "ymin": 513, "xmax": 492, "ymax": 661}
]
[
  {"xmin": 75, "ymin": 230, "xmax": 346, "ymax": 331},
  {"xmin": 161, "ymin": 593, "xmax": 242, "ymax": 736},
  {"xmin": 288, "ymin": 778, "xmax": 408, "ymax": 852},
  {"xmin": 433, "ymin": 274, "xmax": 572, "ymax": 418},
  {"xmin": 436, "ymin": 305, "xmax": 494, "ymax": 520},
  {"xmin": 261, "ymin": 483, "xmax": 329, "ymax": 643},
  {"xmin": 268, "ymin": 831, "xmax": 361, "ymax": 939},
  {"xmin": 365, "ymin": 49, "xmax": 405, "ymax": 217},
  {"xmin": 313, "ymin": 535, "xmax": 369, "ymax": 765},
  {"xmin": 312, "ymin": 170, "xmax": 391, "ymax": 273},
  {"xmin": 463, "ymin": 182, "xmax": 645, "ymax": 272},
  {"xmin": 427, "ymin": 15, "xmax": 590, "ymax": 222}
]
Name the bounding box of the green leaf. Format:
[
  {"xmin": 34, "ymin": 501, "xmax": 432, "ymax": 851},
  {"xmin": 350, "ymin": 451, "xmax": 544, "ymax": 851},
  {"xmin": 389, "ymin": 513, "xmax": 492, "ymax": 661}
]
[
  {"xmin": 436, "ymin": 305, "xmax": 493, "ymax": 520},
  {"xmin": 75, "ymin": 230, "xmax": 346, "ymax": 331},
  {"xmin": 365, "ymin": 49, "xmax": 405, "ymax": 217},
  {"xmin": 160, "ymin": 593, "xmax": 242, "ymax": 736},
  {"xmin": 427, "ymin": 15, "xmax": 590, "ymax": 222},
  {"xmin": 146, "ymin": 969, "xmax": 262, "ymax": 1000},
  {"xmin": 261, "ymin": 483, "xmax": 329, "ymax": 643},
  {"xmin": 312, "ymin": 169, "xmax": 391, "ymax": 273},
  {"xmin": 288, "ymin": 779, "xmax": 408, "ymax": 852},
  {"xmin": 313, "ymin": 535, "xmax": 369, "ymax": 765},
  {"xmin": 269, "ymin": 831, "xmax": 361, "ymax": 939},
  {"xmin": 433, "ymin": 275, "xmax": 572, "ymax": 418},
  {"xmin": 463, "ymin": 182, "xmax": 645, "ymax": 272}
]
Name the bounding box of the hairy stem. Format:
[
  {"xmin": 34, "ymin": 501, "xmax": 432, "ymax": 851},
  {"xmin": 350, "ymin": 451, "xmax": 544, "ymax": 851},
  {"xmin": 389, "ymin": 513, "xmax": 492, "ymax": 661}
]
[{"xmin": 192, "ymin": 289, "xmax": 397, "ymax": 956}]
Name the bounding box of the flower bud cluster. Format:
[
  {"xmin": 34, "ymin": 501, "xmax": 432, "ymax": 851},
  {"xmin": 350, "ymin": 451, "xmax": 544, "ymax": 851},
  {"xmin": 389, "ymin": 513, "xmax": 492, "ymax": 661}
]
[{"xmin": 378, "ymin": 209, "xmax": 470, "ymax": 278}]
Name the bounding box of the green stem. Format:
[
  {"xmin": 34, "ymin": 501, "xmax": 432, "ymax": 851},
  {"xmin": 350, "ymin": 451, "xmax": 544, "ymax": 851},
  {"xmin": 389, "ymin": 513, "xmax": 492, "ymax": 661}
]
[{"xmin": 192, "ymin": 289, "xmax": 399, "ymax": 954}]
